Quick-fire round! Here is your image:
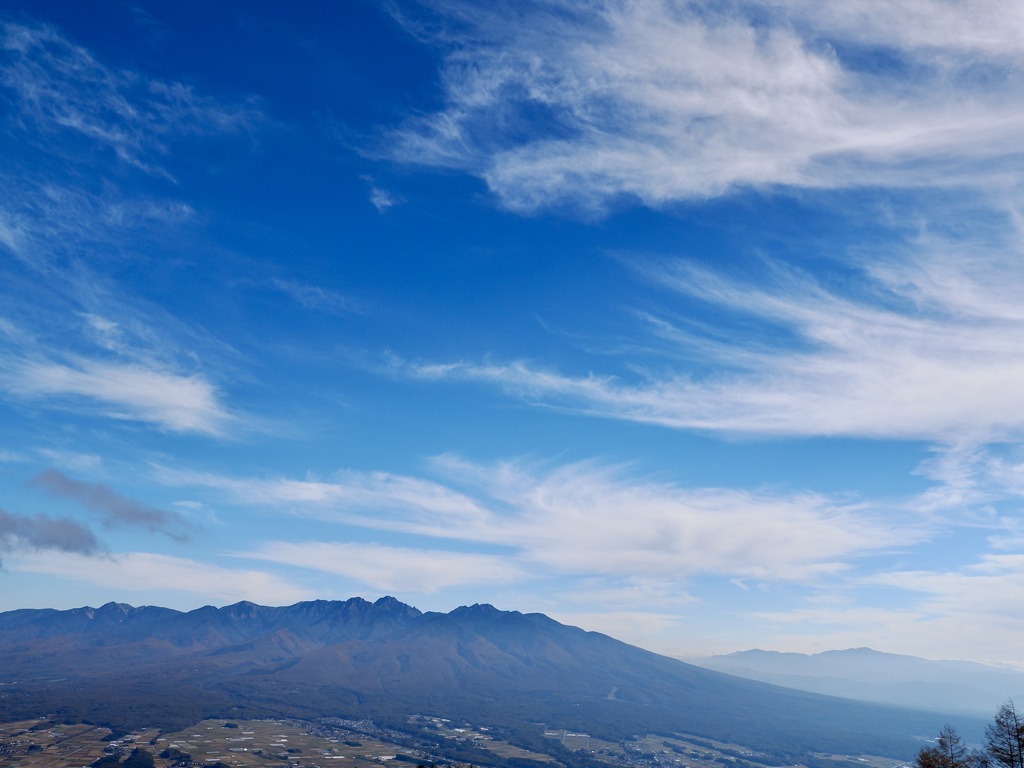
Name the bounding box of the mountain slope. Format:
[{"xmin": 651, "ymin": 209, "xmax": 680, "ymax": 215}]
[{"xmin": 0, "ymin": 599, "xmax": 984, "ymax": 761}]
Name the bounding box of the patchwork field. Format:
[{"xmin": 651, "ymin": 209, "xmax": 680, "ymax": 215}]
[
  {"xmin": 0, "ymin": 720, "xmax": 126, "ymax": 768},
  {"xmin": 0, "ymin": 718, "xmax": 910, "ymax": 768},
  {"xmin": 0, "ymin": 719, "xmax": 421, "ymax": 768}
]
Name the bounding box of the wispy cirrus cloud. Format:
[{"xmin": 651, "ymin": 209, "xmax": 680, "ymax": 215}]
[
  {"xmin": 750, "ymin": 555, "xmax": 1024, "ymax": 662},
  {"xmin": 0, "ymin": 168, "xmax": 196, "ymax": 269},
  {"xmin": 238, "ymin": 541, "xmax": 528, "ymax": 593},
  {"xmin": 2, "ymin": 356, "xmax": 232, "ymax": 435},
  {"xmin": 29, "ymin": 468, "xmax": 191, "ymax": 540},
  {"xmin": 269, "ymin": 279, "xmax": 363, "ymax": 314},
  {"xmin": 428, "ymin": 455, "xmax": 919, "ymax": 583},
  {"xmin": 160, "ymin": 457, "xmax": 924, "ymax": 587},
  {"xmin": 0, "ymin": 299, "xmax": 241, "ymax": 437},
  {"xmin": 36, "ymin": 449, "xmax": 103, "ymax": 473},
  {"xmin": 780, "ymin": 0, "xmax": 1024, "ymax": 57},
  {"xmin": 870, "ymin": 555, "xmax": 1024, "ymax": 625},
  {"xmin": 1, "ymin": 20, "xmax": 262, "ymax": 176},
  {"xmin": 360, "ymin": 176, "xmax": 403, "ymax": 213},
  {"xmin": 0, "ymin": 20, "xmax": 256, "ymax": 440},
  {"xmin": 392, "ymin": 224, "xmax": 1024, "ymax": 445},
  {"xmin": 153, "ymin": 463, "xmax": 490, "ymax": 528},
  {"xmin": 8, "ymin": 550, "xmax": 312, "ymax": 606},
  {"xmin": 369, "ymin": 186, "xmax": 401, "ymax": 213},
  {"xmin": 388, "ymin": 0, "xmax": 1024, "ymax": 212}
]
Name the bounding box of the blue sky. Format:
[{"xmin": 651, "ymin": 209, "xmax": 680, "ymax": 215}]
[{"xmin": 3, "ymin": 0, "xmax": 1024, "ymax": 665}]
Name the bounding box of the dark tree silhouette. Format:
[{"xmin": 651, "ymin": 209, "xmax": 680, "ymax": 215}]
[
  {"xmin": 986, "ymin": 701, "xmax": 1024, "ymax": 768},
  {"xmin": 916, "ymin": 725, "xmax": 979, "ymax": 768}
]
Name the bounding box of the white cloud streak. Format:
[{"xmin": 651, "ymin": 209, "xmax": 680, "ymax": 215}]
[
  {"xmin": 9, "ymin": 550, "xmax": 312, "ymax": 606},
  {"xmin": 388, "ymin": 0, "xmax": 1024, "ymax": 211},
  {"xmin": 160, "ymin": 457, "xmax": 924, "ymax": 587},
  {"xmin": 781, "ymin": 0, "xmax": 1024, "ymax": 56},
  {"xmin": 3, "ymin": 357, "xmax": 232, "ymax": 435},
  {"xmin": 750, "ymin": 556, "xmax": 1024, "ymax": 663},
  {"xmin": 154, "ymin": 464, "xmax": 490, "ymax": 526},
  {"xmin": 394, "ymin": 232, "xmax": 1024, "ymax": 444},
  {"xmin": 1, "ymin": 20, "xmax": 261, "ymax": 175},
  {"xmin": 433, "ymin": 456, "xmax": 918, "ymax": 582},
  {"xmin": 868, "ymin": 554, "xmax": 1024, "ymax": 632},
  {"xmin": 238, "ymin": 541, "xmax": 528, "ymax": 593},
  {"xmin": 370, "ymin": 187, "xmax": 401, "ymax": 213},
  {"xmin": 270, "ymin": 279, "xmax": 362, "ymax": 314}
]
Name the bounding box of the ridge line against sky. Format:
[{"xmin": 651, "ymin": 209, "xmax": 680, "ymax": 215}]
[{"xmin": 2, "ymin": 0, "xmax": 1024, "ymax": 665}]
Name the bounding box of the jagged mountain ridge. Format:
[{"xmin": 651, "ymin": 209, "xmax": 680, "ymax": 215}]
[
  {"xmin": 0, "ymin": 598, "xmax": 986, "ymax": 761},
  {"xmin": 0, "ymin": 597, "xmax": 419, "ymax": 646}
]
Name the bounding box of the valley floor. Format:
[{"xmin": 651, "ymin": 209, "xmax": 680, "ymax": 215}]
[{"xmin": 0, "ymin": 717, "xmax": 911, "ymax": 768}]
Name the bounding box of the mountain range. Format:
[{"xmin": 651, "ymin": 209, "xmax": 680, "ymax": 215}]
[
  {"xmin": 689, "ymin": 648, "xmax": 1024, "ymax": 718},
  {"xmin": 0, "ymin": 598, "xmax": 990, "ymax": 764}
]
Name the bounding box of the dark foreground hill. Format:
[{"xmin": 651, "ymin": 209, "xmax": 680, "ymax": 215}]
[{"xmin": 0, "ymin": 598, "xmax": 982, "ymax": 762}]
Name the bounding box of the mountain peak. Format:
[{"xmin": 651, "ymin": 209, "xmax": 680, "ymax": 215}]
[
  {"xmin": 367, "ymin": 596, "xmax": 421, "ymax": 620},
  {"xmin": 98, "ymin": 601, "xmax": 133, "ymax": 612},
  {"xmin": 81, "ymin": 602, "xmax": 136, "ymax": 622},
  {"xmin": 452, "ymin": 603, "xmax": 502, "ymax": 615}
]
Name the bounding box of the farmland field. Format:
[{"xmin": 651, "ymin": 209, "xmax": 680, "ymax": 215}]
[{"xmin": 0, "ymin": 719, "xmax": 420, "ymax": 768}]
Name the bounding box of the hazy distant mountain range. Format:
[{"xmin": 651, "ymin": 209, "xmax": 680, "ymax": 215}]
[
  {"xmin": 0, "ymin": 598, "xmax": 989, "ymax": 763},
  {"xmin": 689, "ymin": 648, "xmax": 1024, "ymax": 718}
]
